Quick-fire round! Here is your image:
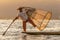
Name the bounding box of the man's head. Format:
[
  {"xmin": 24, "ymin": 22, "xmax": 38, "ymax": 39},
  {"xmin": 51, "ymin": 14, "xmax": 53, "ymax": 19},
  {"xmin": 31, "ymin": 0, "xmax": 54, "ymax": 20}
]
[
  {"xmin": 17, "ymin": 7, "xmax": 27, "ymax": 12},
  {"xmin": 17, "ymin": 7, "xmax": 24, "ymax": 12}
]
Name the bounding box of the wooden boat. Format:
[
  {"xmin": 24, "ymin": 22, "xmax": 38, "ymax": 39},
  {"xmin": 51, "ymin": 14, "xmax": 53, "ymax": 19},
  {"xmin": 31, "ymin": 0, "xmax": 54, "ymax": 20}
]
[{"xmin": 22, "ymin": 32, "xmax": 60, "ymax": 35}]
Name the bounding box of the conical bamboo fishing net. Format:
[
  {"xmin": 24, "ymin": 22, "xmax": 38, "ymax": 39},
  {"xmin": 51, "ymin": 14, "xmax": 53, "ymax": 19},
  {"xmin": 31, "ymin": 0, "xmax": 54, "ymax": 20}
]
[{"xmin": 29, "ymin": 9, "xmax": 52, "ymax": 31}]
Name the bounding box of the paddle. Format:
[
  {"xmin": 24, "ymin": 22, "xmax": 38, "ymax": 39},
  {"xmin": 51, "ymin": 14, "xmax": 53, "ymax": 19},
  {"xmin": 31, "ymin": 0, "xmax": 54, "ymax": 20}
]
[{"xmin": 3, "ymin": 16, "xmax": 19, "ymax": 36}]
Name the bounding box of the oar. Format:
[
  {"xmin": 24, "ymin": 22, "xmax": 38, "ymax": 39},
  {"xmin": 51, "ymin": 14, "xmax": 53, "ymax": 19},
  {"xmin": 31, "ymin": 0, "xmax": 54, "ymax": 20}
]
[{"xmin": 3, "ymin": 16, "xmax": 19, "ymax": 36}]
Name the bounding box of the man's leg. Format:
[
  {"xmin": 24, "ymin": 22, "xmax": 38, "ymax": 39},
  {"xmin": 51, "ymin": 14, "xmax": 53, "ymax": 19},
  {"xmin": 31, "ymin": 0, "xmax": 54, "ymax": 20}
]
[
  {"xmin": 28, "ymin": 18, "xmax": 36, "ymax": 27},
  {"xmin": 28, "ymin": 18, "xmax": 41, "ymax": 31},
  {"xmin": 23, "ymin": 20, "xmax": 28, "ymax": 32}
]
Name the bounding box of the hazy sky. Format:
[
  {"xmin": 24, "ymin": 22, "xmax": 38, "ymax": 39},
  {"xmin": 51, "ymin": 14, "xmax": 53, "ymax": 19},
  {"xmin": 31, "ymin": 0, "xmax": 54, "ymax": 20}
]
[{"xmin": 0, "ymin": 0, "xmax": 60, "ymax": 19}]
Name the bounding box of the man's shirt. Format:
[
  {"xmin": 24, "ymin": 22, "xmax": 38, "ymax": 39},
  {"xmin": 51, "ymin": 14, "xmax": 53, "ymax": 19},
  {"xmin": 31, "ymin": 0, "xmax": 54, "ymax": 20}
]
[{"xmin": 18, "ymin": 11, "xmax": 28, "ymax": 21}]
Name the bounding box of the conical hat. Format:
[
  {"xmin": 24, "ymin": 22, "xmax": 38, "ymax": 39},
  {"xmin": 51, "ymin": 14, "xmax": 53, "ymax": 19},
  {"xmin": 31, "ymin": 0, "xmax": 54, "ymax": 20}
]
[{"xmin": 29, "ymin": 9, "xmax": 52, "ymax": 31}]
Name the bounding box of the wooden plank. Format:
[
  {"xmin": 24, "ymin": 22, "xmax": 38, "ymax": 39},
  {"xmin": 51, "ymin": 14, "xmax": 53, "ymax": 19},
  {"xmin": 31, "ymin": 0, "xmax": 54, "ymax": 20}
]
[{"xmin": 22, "ymin": 32, "xmax": 60, "ymax": 35}]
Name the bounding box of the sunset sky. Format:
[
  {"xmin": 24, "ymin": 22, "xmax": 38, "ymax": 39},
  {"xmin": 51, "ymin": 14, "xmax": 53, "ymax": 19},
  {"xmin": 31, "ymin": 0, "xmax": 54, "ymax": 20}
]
[{"xmin": 0, "ymin": 0, "xmax": 60, "ymax": 19}]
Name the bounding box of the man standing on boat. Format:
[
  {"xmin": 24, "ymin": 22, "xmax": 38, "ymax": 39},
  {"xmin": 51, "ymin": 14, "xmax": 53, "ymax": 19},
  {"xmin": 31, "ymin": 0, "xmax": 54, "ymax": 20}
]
[{"xmin": 17, "ymin": 7, "xmax": 37, "ymax": 32}]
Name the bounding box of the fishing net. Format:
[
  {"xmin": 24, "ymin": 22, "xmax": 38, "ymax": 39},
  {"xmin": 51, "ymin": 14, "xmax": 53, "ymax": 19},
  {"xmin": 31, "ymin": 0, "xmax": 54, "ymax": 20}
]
[{"xmin": 28, "ymin": 9, "xmax": 52, "ymax": 31}]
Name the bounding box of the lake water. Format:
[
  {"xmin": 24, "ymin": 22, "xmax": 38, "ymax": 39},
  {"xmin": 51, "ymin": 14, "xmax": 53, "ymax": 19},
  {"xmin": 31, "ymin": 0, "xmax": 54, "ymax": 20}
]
[{"xmin": 0, "ymin": 19, "xmax": 60, "ymax": 40}]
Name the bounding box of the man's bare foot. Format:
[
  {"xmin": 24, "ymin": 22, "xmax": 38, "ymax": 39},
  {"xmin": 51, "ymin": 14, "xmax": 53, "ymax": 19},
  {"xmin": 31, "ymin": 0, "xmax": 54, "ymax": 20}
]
[
  {"xmin": 22, "ymin": 30, "xmax": 26, "ymax": 32},
  {"xmin": 36, "ymin": 26, "xmax": 45, "ymax": 31}
]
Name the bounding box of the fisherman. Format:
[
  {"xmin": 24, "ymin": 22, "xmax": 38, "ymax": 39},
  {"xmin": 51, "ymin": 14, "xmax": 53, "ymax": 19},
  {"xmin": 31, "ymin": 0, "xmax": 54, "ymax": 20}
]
[
  {"xmin": 3, "ymin": 7, "xmax": 39, "ymax": 35},
  {"xmin": 17, "ymin": 7, "xmax": 37, "ymax": 32}
]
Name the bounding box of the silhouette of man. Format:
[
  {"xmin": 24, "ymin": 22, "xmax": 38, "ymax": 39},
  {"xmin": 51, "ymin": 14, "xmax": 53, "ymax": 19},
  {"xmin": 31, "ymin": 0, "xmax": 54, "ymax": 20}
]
[{"xmin": 17, "ymin": 7, "xmax": 36, "ymax": 32}]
